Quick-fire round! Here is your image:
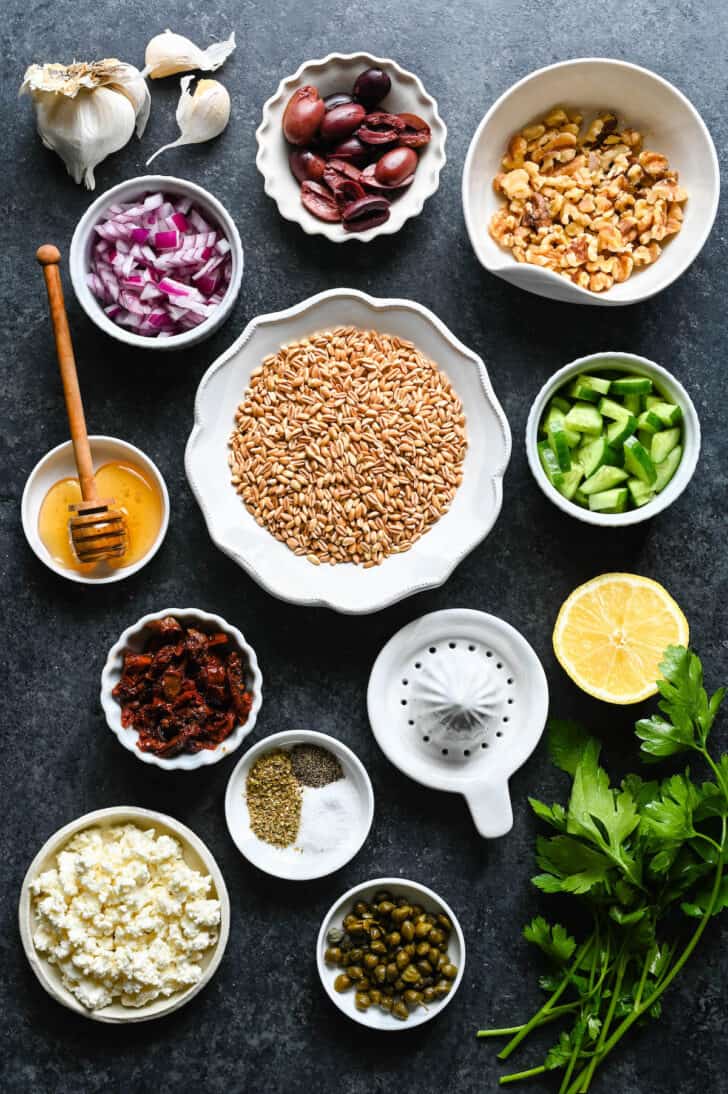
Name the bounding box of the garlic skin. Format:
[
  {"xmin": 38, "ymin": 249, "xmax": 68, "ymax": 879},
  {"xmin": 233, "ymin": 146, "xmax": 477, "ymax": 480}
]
[
  {"xmin": 20, "ymin": 60, "xmax": 150, "ymax": 189},
  {"xmin": 146, "ymin": 76, "xmax": 230, "ymax": 165},
  {"xmin": 142, "ymin": 29, "xmax": 236, "ymax": 80}
]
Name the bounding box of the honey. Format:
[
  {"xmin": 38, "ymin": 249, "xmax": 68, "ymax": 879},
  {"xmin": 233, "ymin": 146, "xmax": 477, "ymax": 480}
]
[{"xmin": 38, "ymin": 461, "xmax": 164, "ymax": 572}]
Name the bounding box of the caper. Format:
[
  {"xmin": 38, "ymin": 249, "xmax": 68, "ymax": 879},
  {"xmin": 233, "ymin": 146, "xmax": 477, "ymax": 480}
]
[
  {"xmin": 368, "ymin": 926, "xmax": 382, "ymax": 942},
  {"xmin": 358, "ymin": 977, "xmax": 371, "ymax": 992},
  {"xmin": 414, "ymin": 921, "xmax": 432, "ymax": 938},
  {"xmin": 370, "ymin": 940, "xmax": 387, "ymax": 956},
  {"xmin": 346, "ymin": 965, "xmax": 364, "ymax": 981},
  {"xmin": 334, "ymin": 973, "xmax": 351, "ymax": 992},
  {"xmin": 417, "ymin": 960, "xmax": 433, "ymax": 976},
  {"xmin": 402, "ymin": 963, "xmax": 421, "ymax": 984},
  {"xmin": 369, "ymin": 989, "xmax": 382, "ymax": 1005},
  {"xmin": 428, "ymin": 928, "xmax": 445, "ymax": 946},
  {"xmin": 355, "ymin": 992, "xmax": 371, "ymax": 1011},
  {"xmin": 395, "ymin": 949, "xmax": 409, "ymax": 970},
  {"xmin": 401, "ymin": 919, "xmax": 415, "ymax": 942},
  {"xmin": 394, "ymin": 977, "xmax": 405, "ymax": 992},
  {"xmin": 377, "ymin": 900, "xmax": 395, "ymax": 916},
  {"xmin": 435, "ymin": 953, "xmax": 448, "ymax": 971},
  {"xmin": 348, "ymin": 947, "xmax": 363, "ymax": 963},
  {"xmin": 434, "ymin": 979, "xmax": 452, "ymax": 998},
  {"xmin": 397, "ymin": 896, "xmax": 409, "ymax": 907},
  {"xmin": 343, "ymin": 914, "xmax": 359, "ymax": 931},
  {"xmin": 327, "ymin": 926, "xmax": 345, "ymax": 945},
  {"xmin": 404, "ymin": 989, "xmax": 423, "ymax": 1007},
  {"xmin": 411, "ymin": 904, "xmax": 424, "ymax": 918},
  {"xmin": 324, "ymin": 946, "xmax": 342, "ymax": 964},
  {"xmin": 438, "ymin": 914, "xmax": 453, "ymax": 931},
  {"xmin": 386, "ymin": 962, "xmax": 398, "ymax": 982},
  {"xmin": 354, "ymin": 901, "xmax": 369, "ymax": 917},
  {"xmin": 379, "ymin": 996, "xmax": 393, "ymax": 1012},
  {"xmin": 416, "ymin": 941, "xmax": 431, "ymax": 957},
  {"xmin": 392, "ymin": 1001, "xmax": 409, "ymax": 1020},
  {"xmin": 385, "ymin": 931, "xmax": 401, "ymax": 948},
  {"xmin": 364, "ymin": 953, "xmax": 378, "ymax": 970},
  {"xmin": 374, "ymin": 963, "xmax": 387, "ymax": 983},
  {"xmin": 404, "ymin": 943, "xmax": 416, "ymax": 957},
  {"xmin": 421, "ymin": 976, "xmax": 434, "ymax": 988},
  {"xmin": 441, "ymin": 963, "xmax": 458, "ymax": 980},
  {"xmin": 373, "ymin": 891, "xmax": 393, "ymax": 904},
  {"xmin": 423, "ymin": 986, "xmax": 436, "ymax": 1004},
  {"xmin": 425, "ymin": 913, "xmax": 436, "ymax": 924},
  {"xmin": 391, "ymin": 905, "xmax": 412, "ymax": 923}
]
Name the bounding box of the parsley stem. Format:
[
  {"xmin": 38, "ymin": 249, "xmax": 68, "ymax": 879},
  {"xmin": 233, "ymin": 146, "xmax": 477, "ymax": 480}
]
[
  {"xmin": 497, "ymin": 938, "xmax": 593, "ymax": 1061},
  {"xmin": 477, "ymin": 1004, "xmax": 579, "ymax": 1037},
  {"xmin": 576, "ymin": 950, "xmax": 627, "ymax": 1092},
  {"xmin": 499, "ymin": 1065, "xmax": 547, "ymax": 1084}
]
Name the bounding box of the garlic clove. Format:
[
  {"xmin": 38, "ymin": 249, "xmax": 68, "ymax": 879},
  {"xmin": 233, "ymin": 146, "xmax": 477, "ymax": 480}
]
[
  {"xmin": 142, "ymin": 29, "xmax": 236, "ymax": 80},
  {"xmin": 146, "ymin": 75, "xmax": 230, "ymax": 165},
  {"xmin": 107, "ymin": 62, "xmax": 151, "ymax": 138}
]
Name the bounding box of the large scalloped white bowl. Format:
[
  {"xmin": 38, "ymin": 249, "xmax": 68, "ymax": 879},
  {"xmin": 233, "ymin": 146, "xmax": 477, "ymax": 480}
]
[
  {"xmin": 185, "ymin": 289, "xmax": 511, "ymax": 614},
  {"xmin": 255, "ymin": 52, "xmax": 447, "ymax": 242}
]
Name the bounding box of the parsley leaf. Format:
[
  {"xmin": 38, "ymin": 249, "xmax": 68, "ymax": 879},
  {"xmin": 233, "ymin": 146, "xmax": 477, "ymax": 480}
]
[
  {"xmin": 641, "ymin": 774, "xmax": 700, "ymax": 844},
  {"xmin": 528, "ymin": 797, "xmax": 568, "ymax": 831},
  {"xmin": 636, "ymin": 646, "xmax": 726, "ymax": 760},
  {"xmin": 548, "ymin": 719, "xmax": 592, "ymax": 776},
  {"xmin": 534, "ymin": 835, "xmax": 612, "ymax": 894},
  {"xmin": 523, "ymin": 916, "xmax": 577, "ymax": 964}
]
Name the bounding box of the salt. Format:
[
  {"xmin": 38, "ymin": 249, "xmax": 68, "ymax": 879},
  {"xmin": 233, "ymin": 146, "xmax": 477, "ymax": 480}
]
[{"xmin": 296, "ymin": 777, "xmax": 362, "ymax": 855}]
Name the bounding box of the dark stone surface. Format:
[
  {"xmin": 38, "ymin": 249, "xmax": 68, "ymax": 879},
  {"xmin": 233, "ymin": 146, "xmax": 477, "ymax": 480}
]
[{"xmin": 2, "ymin": 2, "xmax": 727, "ymax": 1092}]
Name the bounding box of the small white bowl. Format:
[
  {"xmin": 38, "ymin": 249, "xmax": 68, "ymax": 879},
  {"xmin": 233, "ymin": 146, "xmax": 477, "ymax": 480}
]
[
  {"xmin": 256, "ymin": 52, "xmax": 447, "ymax": 243},
  {"xmin": 526, "ymin": 352, "xmax": 700, "ymax": 526},
  {"xmin": 69, "ymin": 174, "xmax": 244, "ymax": 349},
  {"xmin": 100, "ymin": 607, "xmax": 263, "ymax": 771},
  {"xmin": 21, "ymin": 435, "xmax": 170, "ymax": 584},
  {"xmin": 317, "ymin": 877, "xmax": 465, "ymax": 1029},
  {"xmin": 19, "ymin": 806, "xmax": 230, "ymax": 1023},
  {"xmin": 463, "ymin": 58, "xmax": 720, "ymax": 305},
  {"xmin": 225, "ymin": 730, "xmax": 373, "ymax": 881},
  {"xmin": 185, "ymin": 288, "xmax": 511, "ymax": 614}
]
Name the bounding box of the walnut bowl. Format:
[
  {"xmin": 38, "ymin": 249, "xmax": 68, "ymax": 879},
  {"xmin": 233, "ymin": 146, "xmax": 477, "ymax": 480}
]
[
  {"xmin": 100, "ymin": 608, "xmax": 263, "ymax": 771},
  {"xmin": 462, "ymin": 58, "xmax": 719, "ymax": 305}
]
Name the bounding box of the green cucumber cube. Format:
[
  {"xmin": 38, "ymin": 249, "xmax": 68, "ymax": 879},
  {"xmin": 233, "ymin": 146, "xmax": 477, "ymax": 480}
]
[
  {"xmin": 564, "ymin": 402, "xmax": 603, "ymax": 435},
  {"xmin": 588, "ymin": 487, "xmax": 629, "ymax": 513},
  {"xmin": 637, "ymin": 409, "xmax": 663, "ymax": 434},
  {"xmin": 550, "ymin": 395, "xmax": 571, "ymax": 414},
  {"xmin": 654, "ymin": 446, "xmax": 682, "ymax": 492},
  {"xmin": 651, "ymin": 427, "xmax": 681, "ymax": 465},
  {"xmin": 574, "ymin": 487, "xmax": 589, "ymax": 507},
  {"xmin": 649, "ymin": 401, "xmax": 683, "ymax": 428},
  {"xmin": 627, "ymin": 477, "xmax": 655, "ymax": 508},
  {"xmin": 606, "ymin": 414, "xmax": 637, "ymax": 447},
  {"xmin": 598, "ymin": 397, "xmax": 633, "ymax": 422},
  {"xmin": 566, "ymin": 374, "xmax": 612, "ymax": 403},
  {"xmin": 538, "ymin": 440, "xmax": 565, "ymax": 488},
  {"xmin": 610, "ymin": 376, "xmax": 653, "ymax": 396},
  {"xmin": 623, "ymin": 436, "xmax": 657, "ymax": 485},
  {"xmin": 622, "ymin": 393, "xmax": 642, "ymax": 416},
  {"xmin": 549, "ymin": 426, "xmax": 572, "ymax": 471},
  {"xmin": 557, "ymin": 465, "xmax": 585, "ymax": 501},
  {"xmin": 581, "ymin": 465, "xmax": 629, "ymax": 496}
]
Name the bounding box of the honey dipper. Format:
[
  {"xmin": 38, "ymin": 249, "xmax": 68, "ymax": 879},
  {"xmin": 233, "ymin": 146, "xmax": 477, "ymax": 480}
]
[{"xmin": 37, "ymin": 245, "xmax": 127, "ymax": 564}]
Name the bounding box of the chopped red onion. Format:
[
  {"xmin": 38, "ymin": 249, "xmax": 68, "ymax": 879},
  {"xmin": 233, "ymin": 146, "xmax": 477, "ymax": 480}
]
[{"xmin": 87, "ymin": 191, "xmax": 233, "ymax": 339}]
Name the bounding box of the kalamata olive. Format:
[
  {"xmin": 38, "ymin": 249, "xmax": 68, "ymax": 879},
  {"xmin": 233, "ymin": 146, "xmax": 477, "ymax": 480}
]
[
  {"xmin": 357, "ymin": 112, "xmax": 406, "ymax": 145},
  {"xmin": 300, "ymin": 180, "xmax": 341, "ymax": 222},
  {"xmin": 323, "ymin": 163, "xmax": 366, "ymax": 206},
  {"xmin": 375, "ymin": 146, "xmax": 418, "ymax": 187},
  {"xmin": 341, "ymin": 194, "xmax": 390, "ymax": 232},
  {"xmin": 398, "ymin": 112, "xmax": 432, "ymax": 148},
  {"xmin": 353, "ymin": 67, "xmax": 392, "ymax": 108},
  {"xmin": 283, "ymin": 86, "xmax": 325, "ymax": 145},
  {"xmin": 325, "ymin": 158, "xmax": 363, "ymax": 182},
  {"xmin": 289, "ymin": 148, "xmax": 326, "ymax": 183},
  {"xmin": 324, "ymin": 92, "xmax": 353, "ymax": 111},
  {"xmin": 320, "ymin": 102, "xmax": 366, "ymax": 143},
  {"xmin": 330, "ymin": 136, "xmax": 368, "ymax": 165}
]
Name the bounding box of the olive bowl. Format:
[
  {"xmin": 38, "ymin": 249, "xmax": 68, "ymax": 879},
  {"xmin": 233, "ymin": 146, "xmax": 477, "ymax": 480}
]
[
  {"xmin": 317, "ymin": 877, "xmax": 465, "ymax": 1030},
  {"xmin": 256, "ymin": 52, "xmax": 447, "ymax": 242}
]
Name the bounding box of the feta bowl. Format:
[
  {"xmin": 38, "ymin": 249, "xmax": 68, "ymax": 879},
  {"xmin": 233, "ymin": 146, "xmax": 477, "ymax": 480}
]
[{"xmin": 18, "ymin": 807, "xmax": 230, "ymax": 1022}]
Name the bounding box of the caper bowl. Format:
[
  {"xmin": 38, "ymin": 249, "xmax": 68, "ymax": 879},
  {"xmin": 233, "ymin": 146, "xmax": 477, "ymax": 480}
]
[{"xmin": 317, "ymin": 876, "xmax": 465, "ymax": 1029}]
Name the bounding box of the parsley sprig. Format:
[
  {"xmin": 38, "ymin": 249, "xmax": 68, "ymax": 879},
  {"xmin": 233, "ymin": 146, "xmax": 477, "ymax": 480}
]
[{"xmin": 477, "ymin": 646, "xmax": 727, "ymax": 1092}]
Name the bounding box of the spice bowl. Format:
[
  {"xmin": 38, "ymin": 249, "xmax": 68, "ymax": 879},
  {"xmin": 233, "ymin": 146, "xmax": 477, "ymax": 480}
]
[
  {"xmin": 256, "ymin": 52, "xmax": 447, "ymax": 242},
  {"xmin": 526, "ymin": 352, "xmax": 700, "ymax": 526},
  {"xmin": 462, "ymin": 58, "xmax": 719, "ymax": 305},
  {"xmin": 100, "ymin": 607, "xmax": 263, "ymax": 771},
  {"xmin": 69, "ymin": 174, "xmax": 244, "ymax": 349},
  {"xmin": 317, "ymin": 877, "xmax": 465, "ymax": 1029},
  {"xmin": 224, "ymin": 730, "xmax": 374, "ymax": 881},
  {"xmin": 21, "ymin": 435, "xmax": 170, "ymax": 584},
  {"xmin": 18, "ymin": 806, "xmax": 230, "ymax": 1023}
]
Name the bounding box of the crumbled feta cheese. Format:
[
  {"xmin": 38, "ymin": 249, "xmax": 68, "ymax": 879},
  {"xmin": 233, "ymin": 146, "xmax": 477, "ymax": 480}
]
[{"xmin": 30, "ymin": 824, "xmax": 220, "ymax": 1010}]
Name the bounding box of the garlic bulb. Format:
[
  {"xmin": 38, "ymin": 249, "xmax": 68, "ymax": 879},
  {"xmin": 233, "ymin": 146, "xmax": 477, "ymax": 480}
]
[
  {"xmin": 142, "ymin": 29, "xmax": 236, "ymax": 80},
  {"xmin": 146, "ymin": 76, "xmax": 230, "ymax": 165},
  {"xmin": 20, "ymin": 60, "xmax": 150, "ymax": 189}
]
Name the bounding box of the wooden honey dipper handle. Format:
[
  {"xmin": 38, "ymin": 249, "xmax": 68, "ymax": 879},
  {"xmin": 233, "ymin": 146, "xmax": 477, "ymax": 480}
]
[{"xmin": 37, "ymin": 245, "xmax": 97, "ymax": 502}]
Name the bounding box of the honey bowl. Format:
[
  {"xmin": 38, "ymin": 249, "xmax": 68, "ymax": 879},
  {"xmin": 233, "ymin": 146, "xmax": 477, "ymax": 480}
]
[{"xmin": 21, "ymin": 435, "xmax": 170, "ymax": 584}]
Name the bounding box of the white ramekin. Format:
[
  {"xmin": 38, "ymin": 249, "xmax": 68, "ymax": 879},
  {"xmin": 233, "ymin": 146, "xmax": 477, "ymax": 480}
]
[
  {"xmin": 70, "ymin": 174, "xmax": 244, "ymax": 349},
  {"xmin": 100, "ymin": 607, "xmax": 263, "ymax": 770},
  {"xmin": 19, "ymin": 806, "xmax": 230, "ymax": 1022},
  {"xmin": 526, "ymin": 352, "xmax": 700, "ymax": 526},
  {"xmin": 463, "ymin": 58, "xmax": 720, "ymax": 305}
]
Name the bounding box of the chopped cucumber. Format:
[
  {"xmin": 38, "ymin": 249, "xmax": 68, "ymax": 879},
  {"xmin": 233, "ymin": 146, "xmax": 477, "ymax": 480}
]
[
  {"xmin": 581, "ymin": 465, "xmax": 629, "ymax": 496},
  {"xmin": 578, "ymin": 436, "xmax": 609, "ymax": 477},
  {"xmin": 598, "ymin": 397, "xmax": 633, "ymax": 422},
  {"xmin": 628, "ymin": 478, "xmax": 655, "ymax": 507},
  {"xmin": 623, "ymin": 436, "xmax": 657, "ymax": 485},
  {"xmin": 623, "ymin": 393, "xmax": 642, "ymax": 416},
  {"xmin": 654, "ymin": 445, "xmax": 682, "ymax": 492},
  {"xmin": 550, "ymin": 395, "xmax": 571, "ymax": 414},
  {"xmin": 588, "ymin": 487, "xmax": 629, "ymax": 513},
  {"xmin": 564, "ymin": 402, "xmax": 603, "ymax": 435},
  {"xmin": 538, "ymin": 440, "xmax": 565, "ymax": 488},
  {"xmin": 651, "ymin": 427, "xmax": 681, "ymax": 465},
  {"xmin": 566, "ymin": 374, "xmax": 612, "ymax": 403},
  {"xmin": 543, "ymin": 406, "xmax": 580, "ymax": 448},
  {"xmin": 648, "ymin": 400, "xmax": 682, "ymax": 427},
  {"xmin": 637, "ymin": 409, "xmax": 663, "ymax": 434},
  {"xmin": 606, "ymin": 414, "xmax": 637, "ymax": 447},
  {"xmin": 610, "ymin": 375, "xmax": 653, "ymax": 396},
  {"xmin": 549, "ymin": 426, "xmax": 572, "ymax": 471},
  {"xmin": 557, "ymin": 465, "xmax": 585, "ymax": 500}
]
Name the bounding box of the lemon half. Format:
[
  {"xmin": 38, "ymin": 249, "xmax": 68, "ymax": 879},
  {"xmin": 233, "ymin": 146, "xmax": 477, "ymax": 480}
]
[{"xmin": 553, "ymin": 573, "xmax": 689, "ymax": 704}]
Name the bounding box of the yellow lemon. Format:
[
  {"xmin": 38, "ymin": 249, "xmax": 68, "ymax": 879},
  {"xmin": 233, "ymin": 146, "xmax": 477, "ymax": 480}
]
[{"xmin": 553, "ymin": 573, "xmax": 689, "ymax": 704}]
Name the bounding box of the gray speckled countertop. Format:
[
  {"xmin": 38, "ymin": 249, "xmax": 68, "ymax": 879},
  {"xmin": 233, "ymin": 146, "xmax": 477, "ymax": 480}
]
[{"xmin": 2, "ymin": 1, "xmax": 727, "ymax": 1091}]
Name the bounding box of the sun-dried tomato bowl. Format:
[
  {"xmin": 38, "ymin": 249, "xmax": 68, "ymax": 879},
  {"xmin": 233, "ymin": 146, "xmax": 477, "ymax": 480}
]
[
  {"xmin": 100, "ymin": 608, "xmax": 263, "ymax": 771},
  {"xmin": 256, "ymin": 52, "xmax": 447, "ymax": 242}
]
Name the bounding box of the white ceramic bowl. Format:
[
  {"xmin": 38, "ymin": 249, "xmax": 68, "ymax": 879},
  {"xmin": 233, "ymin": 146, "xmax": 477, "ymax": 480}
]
[
  {"xmin": 256, "ymin": 52, "xmax": 447, "ymax": 242},
  {"xmin": 69, "ymin": 174, "xmax": 244, "ymax": 349},
  {"xmin": 18, "ymin": 806, "xmax": 230, "ymax": 1023},
  {"xmin": 526, "ymin": 352, "xmax": 700, "ymax": 526},
  {"xmin": 186, "ymin": 288, "xmax": 511, "ymax": 614},
  {"xmin": 225, "ymin": 730, "xmax": 374, "ymax": 881},
  {"xmin": 100, "ymin": 607, "xmax": 263, "ymax": 770},
  {"xmin": 463, "ymin": 58, "xmax": 719, "ymax": 305},
  {"xmin": 317, "ymin": 877, "xmax": 465, "ymax": 1029},
  {"xmin": 21, "ymin": 435, "xmax": 170, "ymax": 584}
]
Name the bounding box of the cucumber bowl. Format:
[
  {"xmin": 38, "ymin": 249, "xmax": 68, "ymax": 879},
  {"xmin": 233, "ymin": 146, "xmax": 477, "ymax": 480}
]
[{"xmin": 526, "ymin": 352, "xmax": 700, "ymax": 526}]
